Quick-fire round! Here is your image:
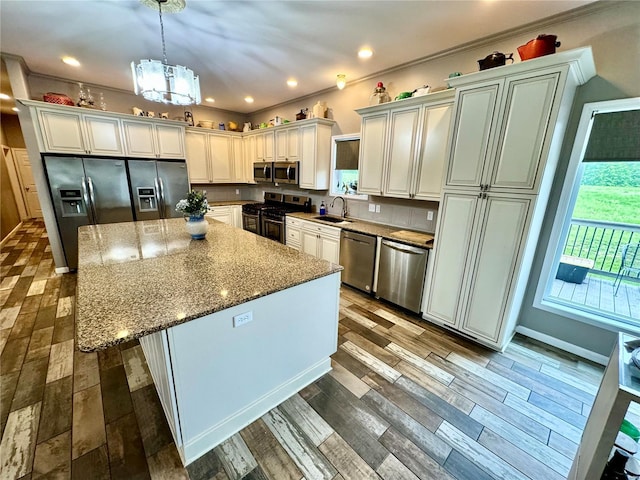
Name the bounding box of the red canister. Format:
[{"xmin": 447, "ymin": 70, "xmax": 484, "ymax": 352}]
[{"xmin": 517, "ymin": 34, "xmax": 561, "ymax": 60}]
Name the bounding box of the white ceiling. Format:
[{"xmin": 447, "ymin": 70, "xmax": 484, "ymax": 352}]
[{"xmin": 1, "ymin": 0, "xmax": 597, "ymax": 114}]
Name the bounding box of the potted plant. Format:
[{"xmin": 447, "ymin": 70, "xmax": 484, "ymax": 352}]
[{"xmin": 176, "ymin": 190, "xmax": 209, "ymax": 239}]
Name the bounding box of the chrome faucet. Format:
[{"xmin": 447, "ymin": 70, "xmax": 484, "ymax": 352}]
[{"xmin": 330, "ymin": 196, "xmax": 347, "ymax": 218}]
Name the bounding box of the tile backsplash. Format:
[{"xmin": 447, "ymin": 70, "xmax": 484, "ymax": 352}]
[{"xmin": 189, "ymin": 184, "xmax": 438, "ymax": 233}]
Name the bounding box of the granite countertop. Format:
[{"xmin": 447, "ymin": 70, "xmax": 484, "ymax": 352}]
[
  {"xmin": 207, "ymin": 200, "xmax": 255, "ymax": 207},
  {"xmin": 76, "ymin": 218, "xmax": 342, "ymax": 352},
  {"xmin": 287, "ymin": 212, "xmax": 434, "ymax": 249}
]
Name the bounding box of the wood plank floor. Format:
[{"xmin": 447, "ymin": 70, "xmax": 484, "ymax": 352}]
[
  {"xmin": 0, "ymin": 219, "xmax": 614, "ymax": 479},
  {"xmin": 551, "ymin": 275, "xmax": 640, "ymax": 321}
]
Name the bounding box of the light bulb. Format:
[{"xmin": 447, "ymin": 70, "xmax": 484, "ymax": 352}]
[{"xmin": 336, "ymin": 74, "xmax": 346, "ymax": 90}]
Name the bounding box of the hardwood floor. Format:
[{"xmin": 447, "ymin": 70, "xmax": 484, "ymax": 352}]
[{"xmin": 0, "ymin": 219, "xmax": 615, "ymax": 479}]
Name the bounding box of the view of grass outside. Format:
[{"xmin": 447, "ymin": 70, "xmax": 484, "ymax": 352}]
[{"xmin": 562, "ymin": 162, "xmax": 640, "ymax": 277}]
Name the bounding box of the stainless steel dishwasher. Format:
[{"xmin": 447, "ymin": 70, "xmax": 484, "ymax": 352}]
[
  {"xmin": 376, "ymin": 239, "xmax": 429, "ymax": 313},
  {"xmin": 339, "ymin": 231, "xmax": 377, "ymax": 293}
]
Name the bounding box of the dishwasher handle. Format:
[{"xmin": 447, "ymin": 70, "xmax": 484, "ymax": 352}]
[{"xmin": 381, "ymin": 240, "xmax": 427, "ymax": 255}]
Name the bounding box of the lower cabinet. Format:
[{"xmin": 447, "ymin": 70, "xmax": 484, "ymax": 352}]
[
  {"xmin": 424, "ymin": 191, "xmax": 532, "ymax": 349},
  {"xmin": 287, "ymin": 217, "xmax": 340, "ymax": 264},
  {"xmin": 206, "ymin": 205, "xmax": 242, "ymax": 227}
]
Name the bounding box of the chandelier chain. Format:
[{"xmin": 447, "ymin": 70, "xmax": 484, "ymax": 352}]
[{"xmin": 157, "ymin": 1, "xmax": 168, "ymax": 65}]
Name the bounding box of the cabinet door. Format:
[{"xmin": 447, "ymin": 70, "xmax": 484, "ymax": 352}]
[
  {"xmin": 424, "ymin": 192, "xmax": 479, "ymax": 327},
  {"xmin": 414, "ymin": 103, "xmax": 453, "ymax": 200},
  {"xmin": 459, "ymin": 195, "xmax": 530, "ymax": 344},
  {"xmin": 231, "ymin": 136, "xmax": 245, "ymax": 182},
  {"xmin": 276, "ymin": 129, "xmax": 288, "ymax": 161},
  {"xmin": 490, "ymin": 72, "xmax": 560, "ymax": 192},
  {"xmin": 255, "ymin": 133, "xmax": 265, "ymax": 161},
  {"xmin": 123, "ymin": 120, "xmax": 157, "ymax": 157},
  {"xmin": 445, "ymin": 82, "xmax": 502, "ymax": 188},
  {"xmin": 156, "ymin": 124, "xmax": 185, "ymax": 159},
  {"xmin": 208, "ymin": 134, "xmax": 233, "ymax": 183},
  {"xmin": 276, "ymin": 127, "xmax": 299, "ymax": 161},
  {"xmin": 232, "ymin": 205, "xmax": 242, "ymax": 228},
  {"xmin": 358, "ymin": 113, "xmax": 388, "ymax": 195},
  {"xmin": 244, "ymin": 136, "xmax": 256, "ymax": 183},
  {"xmin": 319, "ymin": 235, "xmax": 340, "ymax": 264},
  {"xmin": 83, "ymin": 115, "xmax": 124, "ymax": 156},
  {"xmin": 184, "ymin": 131, "xmax": 210, "ymax": 183},
  {"xmin": 299, "ymin": 125, "xmax": 317, "ymax": 189},
  {"xmin": 208, "ymin": 207, "xmax": 232, "ymax": 225},
  {"xmin": 263, "ymin": 131, "xmax": 275, "ymax": 161},
  {"xmin": 384, "ymin": 107, "xmax": 421, "ymax": 198},
  {"xmin": 37, "ymin": 109, "xmax": 86, "ymax": 154},
  {"xmin": 301, "ymin": 229, "xmax": 319, "ymax": 258}
]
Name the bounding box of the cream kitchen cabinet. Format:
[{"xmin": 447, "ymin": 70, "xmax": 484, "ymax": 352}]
[
  {"xmin": 206, "ymin": 205, "xmax": 241, "ymax": 227},
  {"xmin": 298, "ymin": 119, "xmax": 334, "ymax": 190},
  {"xmin": 254, "ymin": 130, "xmax": 274, "ymax": 162},
  {"xmin": 298, "ymin": 219, "xmax": 340, "ymax": 264},
  {"xmin": 276, "ymin": 126, "xmax": 300, "ymax": 162},
  {"xmin": 285, "ymin": 216, "xmax": 303, "ymax": 250},
  {"xmin": 445, "ymin": 70, "xmax": 561, "ymax": 194},
  {"xmin": 122, "ymin": 120, "xmax": 185, "ymax": 159},
  {"xmin": 356, "ymin": 90, "xmax": 455, "ymax": 200},
  {"xmin": 423, "ymin": 47, "xmax": 596, "ymax": 351},
  {"xmin": 425, "ymin": 191, "xmax": 532, "ymax": 346},
  {"xmin": 34, "ymin": 107, "xmax": 124, "ymax": 156},
  {"xmin": 185, "ymin": 129, "xmax": 244, "ymax": 184},
  {"xmin": 242, "ymin": 135, "xmax": 256, "ymax": 184}
]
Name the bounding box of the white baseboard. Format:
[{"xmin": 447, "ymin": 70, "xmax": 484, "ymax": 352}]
[
  {"xmin": 181, "ymin": 358, "xmax": 331, "ymax": 465},
  {"xmin": 515, "ymin": 325, "xmax": 609, "ymax": 365},
  {"xmin": 0, "ymin": 221, "xmax": 23, "ymax": 248},
  {"xmin": 54, "ymin": 267, "xmax": 70, "ymax": 274}
]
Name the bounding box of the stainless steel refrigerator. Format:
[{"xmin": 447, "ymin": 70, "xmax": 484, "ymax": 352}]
[
  {"xmin": 127, "ymin": 159, "xmax": 189, "ymax": 221},
  {"xmin": 44, "ymin": 155, "xmax": 189, "ymax": 270}
]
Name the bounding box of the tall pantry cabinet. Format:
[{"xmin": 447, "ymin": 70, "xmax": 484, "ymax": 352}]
[{"xmin": 424, "ymin": 48, "xmax": 596, "ymax": 351}]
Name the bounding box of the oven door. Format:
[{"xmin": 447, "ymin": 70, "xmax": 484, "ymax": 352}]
[
  {"xmin": 262, "ymin": 217, "xmax": 285, "ymax": 243},
  {"xmin": 273, "ymin": 162, "xmax": 299, "ymax": 185},
  {"xmin": 253, "ymin": 162, "xmax": 274, "ymax": 183},
  {"xmin": 242, "ymin": 212, "xmax": 261, "ymax": 235}
]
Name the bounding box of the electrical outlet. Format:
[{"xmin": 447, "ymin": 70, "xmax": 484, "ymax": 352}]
[
  {"xmin": 368, "ymin": 203, "xmax": 375, "ymax": 212},
  {"xmin": 375, "ymin": 205, "xmax": 381, "ymax": 213},
  {"xmin": 233, "ymin": 311, "xmax": 253, "ymax": 327},
  {"xmin": 427, "ymin": 210, "xmax": 434, "ymax": 221},
  {"xmin": 235, "ymin": 189, "xmax": 239, "ymax": 195}
]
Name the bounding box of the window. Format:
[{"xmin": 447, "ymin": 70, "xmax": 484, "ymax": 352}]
[
  {"xmin": 535, "ymin": 99, "xmax": 640, "ymax": 331},
  {"xmin": 330, "ymin": 133, "xmax": 367, "ymax": 200}
]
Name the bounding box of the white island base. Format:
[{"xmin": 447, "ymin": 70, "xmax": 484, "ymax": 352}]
[{"xmin": 139, "ymin": 272, "xmax": 341, "ymax": 465}]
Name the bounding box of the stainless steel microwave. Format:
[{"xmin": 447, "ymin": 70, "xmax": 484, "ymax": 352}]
[
  {"xmin": 273, "ymin": 161, "xmax": 299, "ymax": 185},
  {"xmin": 253, "ymin": 162, "xmax": 273, "ymax": 183}
]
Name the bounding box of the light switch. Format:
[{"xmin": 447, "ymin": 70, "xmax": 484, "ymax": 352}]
[
  {"xmin": 427, "ymin": 210, "xmax": 434, "ymax": 221},
  {"xmin": 375, "ymin": 205, "xmax": 381, "ymax": 213}
]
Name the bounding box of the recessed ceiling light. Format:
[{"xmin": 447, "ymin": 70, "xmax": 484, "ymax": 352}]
[
  {"xmin": 12, "ymin": 107, "xmax": 19, "ymax": 112},
  {"xmin": 358, "ymin": 48, "xmax": 373, "ymax": 59},
  {"xmin": 244, "ymin": 96, "xmax": 254, "ymax": 103},
  {"xmin": 205, "ymin": 97, "xmax": 215, "ymax": 103},
  {"xmin": 287, "ymin": 79, "xmax": 298, "ymax": 87},
  {"xmin": 62, "ymin": 56, "xmax": 81, "ymax": 67},
  {"xmin": 0, "ymin": 93, "xmax": 10, "ymax": 100}
]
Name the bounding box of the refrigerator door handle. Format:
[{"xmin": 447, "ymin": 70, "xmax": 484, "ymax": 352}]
[
  {"xmin": 154, "ymin": 177, "xmax": 163, "ymax": 217},
  {"xmin": 158, "ymin": 177, "xmax": 166, "ymax": 218},
  {"xmin": 86, "ymin": 176, "xmax": 98, "ymax": 223},
  {"xmin": 81, "ymin": 176, "xmax": 93, "ymax": 224}
]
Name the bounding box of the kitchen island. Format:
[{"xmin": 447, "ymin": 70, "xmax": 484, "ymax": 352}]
[{"xmin": 75, "ymin": 218, "xmax": 342, "ymax": 465}]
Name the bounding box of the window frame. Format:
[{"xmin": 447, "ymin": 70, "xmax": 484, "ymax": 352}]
[
  {"xmin": 329, "ymin": 133, "xmax": 368, "ymax": 200},
  {"xmin": 534, "ymin": 97, "xmax": 640, "ymax": 334}
]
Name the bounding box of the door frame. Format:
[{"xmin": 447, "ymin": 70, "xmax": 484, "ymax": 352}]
[{"xmin": 2, "ymin": 144, "xmax": 28, "ymax": 219}]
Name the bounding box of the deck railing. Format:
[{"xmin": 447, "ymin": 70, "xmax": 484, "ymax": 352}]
[{"xmin": 563, "ymin": 219, "xmax": 640, "ymax": 278}]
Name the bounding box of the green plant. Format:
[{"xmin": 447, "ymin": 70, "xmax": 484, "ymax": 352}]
[{"xmin": 176, "ymin": 190, "xmax": 208, "ymax": 216}]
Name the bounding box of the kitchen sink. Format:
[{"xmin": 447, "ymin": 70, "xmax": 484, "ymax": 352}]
[{"xmin": 313, "ymin": 216, "xmax": 351, "ymax": 224}]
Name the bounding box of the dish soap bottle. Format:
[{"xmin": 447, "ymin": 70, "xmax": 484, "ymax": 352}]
[{"xmin": 319, "ymin": 201, "xmax": 326, "ymax": 216}]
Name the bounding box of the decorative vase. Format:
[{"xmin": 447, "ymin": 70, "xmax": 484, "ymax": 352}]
[{"xmin": 185, "ymin": 214, "xmax": 207, "ymax": 240}]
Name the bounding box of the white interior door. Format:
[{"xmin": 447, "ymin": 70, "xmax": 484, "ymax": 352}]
[{"xmin": 13, "ymin": 148, "xmax": 42, "ymax": 218}]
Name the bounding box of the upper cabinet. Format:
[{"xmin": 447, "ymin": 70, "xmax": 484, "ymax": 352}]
[
  {"xmin": 122, "ymin": 120, "xmax": 185, "ymax": 159},
  {"xmin": 445, "ymin": 70, "xmax": 560, "ymax": 193},
  {"xmin": 35, "ymin": 107, "xmax": 124, "ymax": 156},
  {"xmin": 356, "ymin": 90, "xmax": 455, "ymax": 201},
  {"xmin": 185, "ymin": 129, "xmax": 244, "ymax": 184},
  {"xmin": 299, "ymin": 120, "xmax": 334, "ymax": 190},
  {"xmin": 276, "ymin": 126, "xmax": 300, "ymax": 162},
  {"xmin": 23, "ymin": 100, "xmax": 186, "ymax": 159}
]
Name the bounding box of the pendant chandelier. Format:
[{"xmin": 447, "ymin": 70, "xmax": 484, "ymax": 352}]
[{"xmin": 131, "ymin": 0, "xmax": 201, "ymax": 106}]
